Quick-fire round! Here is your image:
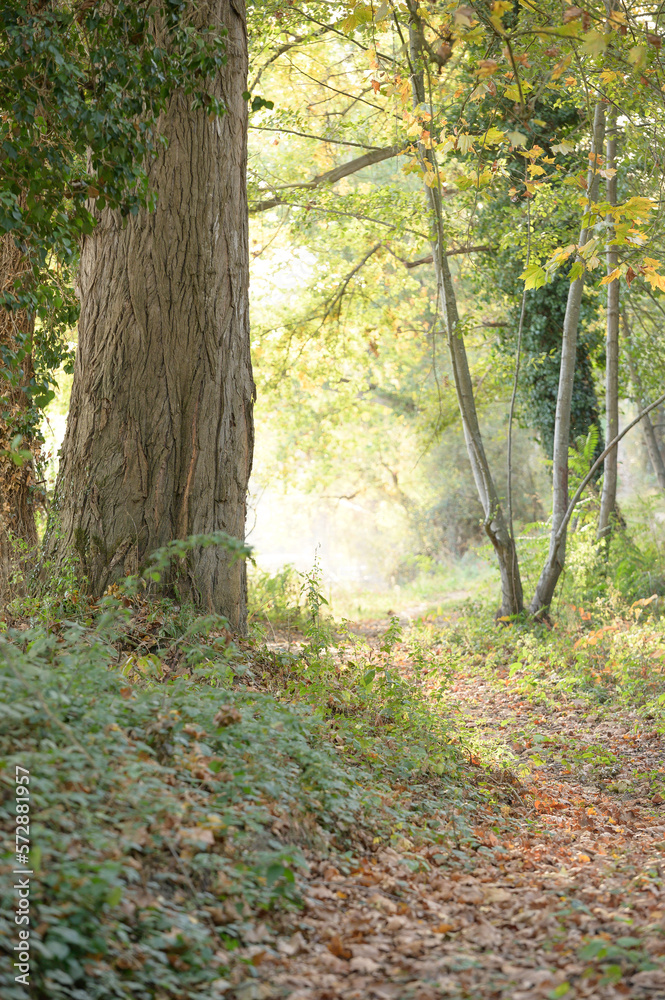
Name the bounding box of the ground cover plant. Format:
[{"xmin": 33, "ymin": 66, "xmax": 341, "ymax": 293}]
[
  {"xmin": 3, "ymin": 2, "xmax": 665, "ymax": 1000},
  {"xmin": 5, "ymin": 565, "xmax": 665, "ymax": 999}
]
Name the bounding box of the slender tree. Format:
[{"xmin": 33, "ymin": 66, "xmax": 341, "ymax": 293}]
[
  {"xmin": 406, "ymin": 6, "xmax": 523, "ymax": 615},
  {"xmin": 0, "ymin": 220, "xmax": 38, "ymax": 597},
  {"xmin": 530, "ymin": 102, "xmax": 606, "ymax": 615},
  {"xmin": 46, "ymin": 0, "xmax": 255, "ymax": 629},
  {"xmin": 598, "ymin": 108, "xmax": 620, "ymax": 538},
  {"xmin": 623, "ymin": 310, "xmax": 665, "ymax": 491}
]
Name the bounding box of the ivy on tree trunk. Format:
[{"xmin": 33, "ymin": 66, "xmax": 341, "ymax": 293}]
[{"xmin": 44, "ymin": 0, "xmax": 255, "ymax": 630}]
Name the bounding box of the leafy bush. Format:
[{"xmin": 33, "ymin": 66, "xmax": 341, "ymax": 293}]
[
  {"xmin": 247, "ymin": 563, "xmax": 304, "ymax": 626},
  {"xmin": 0, "ymin": 571, "xmax": 463, "ymax": 999}
]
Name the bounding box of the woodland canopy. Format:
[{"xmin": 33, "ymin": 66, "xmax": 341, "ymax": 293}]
[{"xmin": 2, "ymin": 3, "xmax": 665, "ymax": 1000}]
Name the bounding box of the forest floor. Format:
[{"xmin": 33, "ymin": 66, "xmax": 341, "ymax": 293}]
[
  {"xmin": 229, "ymin": 614, "xmax": 665, "ymax": 1000},
  {"xmin": 3, "ymin": 599, "xmax": 665, "ymax": 1000}
]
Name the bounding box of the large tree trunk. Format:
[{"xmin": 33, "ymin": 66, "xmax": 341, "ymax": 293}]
[
  {"xmin": 45, "ymin": 0, "xmax": 254, "ymax": 630},
  {"xmin": 408, "ymin": 13, "xmax": 523, "ymax": 616},
  {"xmin": 530, "ymin": 102, "xmax": 606, "ymax": 615},
  {"xmin": 598, "ymin": 109, "xmax": 620, "ymax": 538},
  {"xmin": 0, "ymin": 229, "xmax": 38, "ymax": 602}
]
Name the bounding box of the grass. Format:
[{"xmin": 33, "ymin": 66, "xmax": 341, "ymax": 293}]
[{"xmin": 248, "ymin": 552, "xmax": 499, "ymax": 627}]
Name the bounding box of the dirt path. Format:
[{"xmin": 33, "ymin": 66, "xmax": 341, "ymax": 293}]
[{"xmin": 228, "ymin": 627, "xmax": 665, "ymax": 1000}]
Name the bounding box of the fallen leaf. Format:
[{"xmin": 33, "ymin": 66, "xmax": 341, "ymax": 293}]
[
  {"xmin": 214, "ymin": 705, "xmax": 242, "ymax": 727},
  {"xmin": 327, "ymin": 935, "xmax": 352, "ymax": 960}
]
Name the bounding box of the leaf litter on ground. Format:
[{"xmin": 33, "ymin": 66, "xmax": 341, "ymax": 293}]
[{"xmin": 1, "ymin": 597, "xmax": 665, "ymax": 999}]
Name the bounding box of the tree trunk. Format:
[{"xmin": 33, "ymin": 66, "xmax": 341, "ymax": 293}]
[
  {"xmin": 598, "ymin": 108, "xmax": 620, "ymax": 538},
  {"xmin": 623, "ymin": 311, "xmax": 665, "ymax": 491},
  {"xmin": 0, "ymin": 229, "xmax": 38, "ymax": 602},
  {"xmin": 45, "ymin": 0, "xmax": 254, "ymax": 630},
  {"xmin": 408, "ymin": 14, "xmax": 523, "ymax": 616},
  {"xmin": 530, "ymin": 101, "xmax": 606, "ymax": 615},
  {"xmin": 652, "ymin": 406, "xmax": 665, "ymax": 456}
]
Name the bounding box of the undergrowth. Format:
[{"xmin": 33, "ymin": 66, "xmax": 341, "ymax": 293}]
[{"xmin": 0, "ymin": 544, "xmax": 468, "ymax": 1000}]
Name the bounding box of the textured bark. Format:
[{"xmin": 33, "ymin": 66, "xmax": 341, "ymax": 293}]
[
  {"xmin": 408, "ymin": 14, "xmax": 523, "ymax": 616},
  {"xmin": 598, "ymin": 109, "xmax": 620, "ymax": 538},
  {"xmin": 0, "ymin": 229, "xmax": 38, "ymax": 602},
  {"xmin": 530, "ymin": 102, "xmax": 606, "ymax": 615},
  {"xmin": 45, "ymin": 0, "xmax": 254, "ymax": 629}
]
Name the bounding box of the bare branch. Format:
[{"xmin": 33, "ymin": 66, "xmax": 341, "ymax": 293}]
[
  {"xmin": 249, "ymin": 26, "xmax": 328, "ymax": 93},
  {"xmin": 554, "ymin": 390, "xmax": 665, "ymax": 552},
  {"xmin": 250, "ymin": 125, "xmax": 386, "ymax": 150},
  {"xmin": 250, "ymin": 144, "xmax": 403, "ymax": 213},
  {"xmin": 321, "ymin": 243, "xmax": 383, "ymax": 323},
  {"xmin": 387, "ymin": 245, "xmax": 492, "ymax": 268}
]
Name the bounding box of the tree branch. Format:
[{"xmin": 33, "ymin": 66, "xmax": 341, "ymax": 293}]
[
  {"xmin": 321, "ymin": 243, "xmax": 383, "ymax": 323},
  {"xmin": 397, "ymin": 245, "xmax": 492, "ymax": 268},
  {"xmin": 249, "ymin": 125, "xmax": 385, "ymax": 150},
  {"xmin": 554, "ymin": 390, "xmax": 665, "ymax": 552},
  {"xmin": 250, "ymin": 144, "xmax": 403, "ymax": 213},
  {"xmin": 249, "ymin": 26, "xmax": 328, "ymax": 93}
]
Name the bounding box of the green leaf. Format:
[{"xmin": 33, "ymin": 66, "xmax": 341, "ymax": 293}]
[
  {"xmin": 106, "ymin": 885, "xmax": 123, "ymax": 906},
  {"xmin": 579, "ymin": 938, "xmax": 608, "ymax": 960},
  {"xmin": 521, "ymin": 263, "xmax": 547, "ymax": 289}
]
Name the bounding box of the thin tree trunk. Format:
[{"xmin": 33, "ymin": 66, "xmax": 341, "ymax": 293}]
[
  {"xmin": 0, "ymin": 229, "xmax": 39, "ymax": 602},
  {"xmin": 407, "ymin": 14, "xmax": 523, "ymax": 615},
  {"xmin": 598, "ymin": 109, "xmax": 620, "ymax": 538},
  {"xmin": 530, "ymin": 102, "xmax": 606, "ymax": 615},
  {"xmin": 623, "ymin": 311, "xmax": 665, "ymax": 490},
  {"xmin": 44, "ymin": 0, "xmax": 254, "ymax": 630},
  {"xmin": 653, "ymin": 406, "xmax": 665, "ymax": 459}
]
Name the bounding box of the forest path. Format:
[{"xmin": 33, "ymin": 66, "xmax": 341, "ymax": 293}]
[{"xmin": 234, "ymin": 621, "xmax": 665, "ymax": 1000}]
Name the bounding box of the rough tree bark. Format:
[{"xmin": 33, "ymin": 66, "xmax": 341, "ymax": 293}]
[
  {"xmin": 0, "ymin": 229, "xmax": 38, "ymax": 601},
  {"xmin": 408, "ymin": 12, "xmax": 523, "ymax": 616},
  {"xmin": 45, "ymin": 0, "xmax": 255, "ymax": 629},
  {"xmin": 530, "ymin": 102, "xmax": 606, "ymax": 615},
  {"xmin": 598, "ymin": 108, "xmax": 620, "ymax": 538}
]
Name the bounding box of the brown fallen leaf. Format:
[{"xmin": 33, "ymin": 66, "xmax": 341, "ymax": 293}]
[
  {"xmin": 349, "ymin": 954, "xmax": 380, "ymax": 973},
  {"xmin": 213, "ymin": 705, "xmax": 242, "ymax": 727},
  {"xmin": 483, "ymin": 887, "xmax": 511, "ymax": 904},
  {"xmin": 327, "ymin": 935, "xmax": 352, "ymax": 960}
]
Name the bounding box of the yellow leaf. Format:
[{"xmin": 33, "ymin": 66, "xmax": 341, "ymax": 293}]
[
  {"xmin": 482, "ymin": 126, "xmax": 506, "ymax": 145},
  {"xmin": 551, "ymin": 139, "xmax": 576, "ymax": 155},
  {"xmin": 581, "ymin": 29, "xmax": 609, "ymax": 56},
  {"xmin": 551, "ymin": 55, "xmax": 571, "ymax": 80},
  {"xmin": 528, "ymin": 164, "xmax": 546, "ymax": 177},
  {"xmin": 470, "ymin": 83, "xmax": 488, "ymax": 101},
  {"xmin": 457, "ymin": 133, "xmax": 475, "ymax": 154},
  {"xmin": 600, "ymin": 267, "xmax": 621, "ymax": 285},
  {"xmin": 504, "ymin": 81, "xmax": 531, "ymax": 102},
  {"xmin": 646, "ymin": 270, "xmax": 665, "ymax": 293},
  {"xmin": 629, "ymin": 45, "xmax": 647, "ymax": 69}
]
